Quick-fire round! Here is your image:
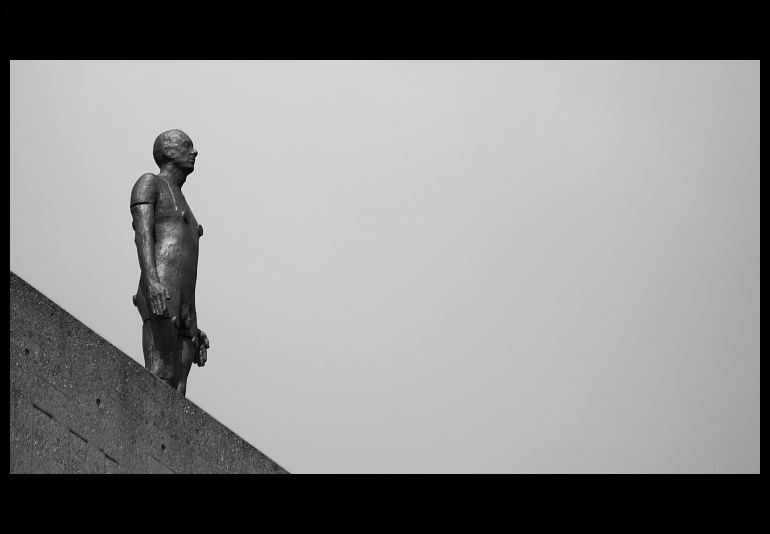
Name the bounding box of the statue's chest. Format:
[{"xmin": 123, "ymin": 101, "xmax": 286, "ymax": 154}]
[{"xmin": 157, "ymin": 183, "xmax": 199, "ymax": 232}]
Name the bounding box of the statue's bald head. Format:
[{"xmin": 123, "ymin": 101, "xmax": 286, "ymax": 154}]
[{"xmin": 153, "ymin": 129, "xmax": 191, "ymax": 168}]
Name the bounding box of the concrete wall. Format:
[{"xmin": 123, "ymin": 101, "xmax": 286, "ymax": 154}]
[{"xmin": 10, "ymin": 271, "xmax": 287, "ymax": 474}]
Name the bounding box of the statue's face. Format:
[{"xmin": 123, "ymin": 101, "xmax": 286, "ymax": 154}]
[{"xmin": 165, "ymin": 131, "xmax": 198, "ymax": 173}]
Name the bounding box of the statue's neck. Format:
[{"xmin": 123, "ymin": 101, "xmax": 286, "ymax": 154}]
[{"xmin": 158, "ymin": 167, "xmax": 187, "ymax": 189}]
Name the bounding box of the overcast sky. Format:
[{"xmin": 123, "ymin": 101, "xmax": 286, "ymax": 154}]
[{"xmin": 10, "ymin": 60, "xmax": 760, "ymax": 473}]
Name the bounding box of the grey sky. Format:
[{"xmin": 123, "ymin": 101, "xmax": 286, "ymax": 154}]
[{"xmin": 10, "ymin": 60, "xmax": 760, "ymax": 473}]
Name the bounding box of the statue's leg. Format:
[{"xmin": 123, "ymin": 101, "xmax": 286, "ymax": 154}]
[
  {"xmin": 175, "ymin": 336, "xmax": 197, "ymax": 397},
  {"xmin": 142, "ymin": 316, "xmax": 178, "ymax": 388},
  {"xmin": 141, "ymin": 320, "xmax": 153, "ymax": 370}
]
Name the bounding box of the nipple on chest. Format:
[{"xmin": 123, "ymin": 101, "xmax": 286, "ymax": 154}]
[{"xmin": 198, "ymin": 224, "xmax": 203, "ymax": 237}]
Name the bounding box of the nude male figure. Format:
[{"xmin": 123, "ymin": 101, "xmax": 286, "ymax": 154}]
[{"xmin": 131, "ymin": 129, "xmax": 210, "ymax": 396}]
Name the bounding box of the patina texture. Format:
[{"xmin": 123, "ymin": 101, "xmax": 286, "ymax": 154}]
[{"xmin": 130, "ymin": 130, "xmax": 209, "ymax": 396}]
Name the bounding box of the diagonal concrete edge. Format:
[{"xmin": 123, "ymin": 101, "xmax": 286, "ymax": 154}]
[{"xmin": 10, "ymin": 271, "xmax": 288, "ymax": 474}]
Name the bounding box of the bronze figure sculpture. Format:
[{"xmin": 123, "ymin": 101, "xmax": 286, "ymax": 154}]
[{"xmin": 131, "ymin": 130, "xmax": 210, "ymax": 396}]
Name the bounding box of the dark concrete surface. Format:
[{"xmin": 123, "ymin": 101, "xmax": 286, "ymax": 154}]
[{"xmin": 10, "ymin": 271, "xmax": 288, "ymax": 474}]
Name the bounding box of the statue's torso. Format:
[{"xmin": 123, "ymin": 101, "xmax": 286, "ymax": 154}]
[
  {"xmin": 152, "ymin": 177, "xmax": 200, "ymax": 289},
  {"xmin": 134, "ymin": 174, "xmax": 201, "ymax": 331}
]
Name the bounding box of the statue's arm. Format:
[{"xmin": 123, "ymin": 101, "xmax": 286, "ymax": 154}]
[{"xmin": 131, "ymin": 174, "xmax": 169, "ymax": 315}]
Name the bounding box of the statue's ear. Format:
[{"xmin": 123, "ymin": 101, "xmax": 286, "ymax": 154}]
[{"xmin": 161, "ymin": 144, "xmax": 175, "ymax": 159}]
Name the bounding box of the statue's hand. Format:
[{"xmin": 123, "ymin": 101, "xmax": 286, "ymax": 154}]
[
  {"xmin": 195, "ymin": 329, "xmax": 210, "ymax": 367},
  {"xmin": 147, "ymin": 280, "xmax": 171, "ymax": 316}
]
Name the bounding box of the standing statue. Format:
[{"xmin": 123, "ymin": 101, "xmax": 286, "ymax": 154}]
[{"xmin": 130, "ymin": 129, "xmax": 210, "ymax": 396}]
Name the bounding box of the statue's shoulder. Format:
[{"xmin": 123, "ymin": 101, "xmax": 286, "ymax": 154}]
[{"xmin": 130, "ymin": 173, "xmax": 160, "ymax": 207}]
